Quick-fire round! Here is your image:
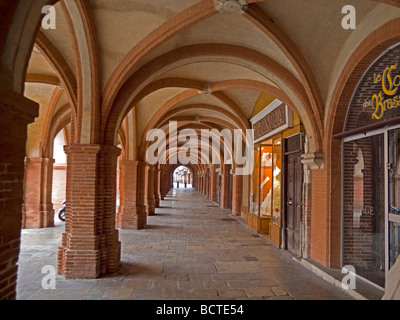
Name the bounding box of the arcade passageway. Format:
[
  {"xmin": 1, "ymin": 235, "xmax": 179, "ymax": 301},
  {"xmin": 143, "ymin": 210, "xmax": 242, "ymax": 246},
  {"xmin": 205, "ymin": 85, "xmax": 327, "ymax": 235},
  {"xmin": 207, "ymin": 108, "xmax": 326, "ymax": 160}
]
[
  {"xmin": 17, "ymin": 188, "xmax": 353, "ymax": 300},
  {"xmin": 1, "ymin": 0, "xmax": 400, "ymax": 301}
]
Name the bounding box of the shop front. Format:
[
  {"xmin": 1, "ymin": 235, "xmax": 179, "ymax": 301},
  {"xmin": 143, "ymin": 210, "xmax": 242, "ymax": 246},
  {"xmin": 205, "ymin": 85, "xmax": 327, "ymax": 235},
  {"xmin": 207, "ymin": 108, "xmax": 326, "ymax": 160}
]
[
  {"xmin": 248, "ymin": 99, "xmax": 305, "ymax": 250},
  {"xmin": 336, "ymin": 44, "xmax": 400, "ymax": 289}
]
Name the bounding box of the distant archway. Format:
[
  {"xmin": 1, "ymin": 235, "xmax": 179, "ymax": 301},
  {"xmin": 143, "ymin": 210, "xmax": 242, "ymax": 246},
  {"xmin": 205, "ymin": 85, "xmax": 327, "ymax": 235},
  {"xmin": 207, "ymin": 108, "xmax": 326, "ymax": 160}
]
[{"xmin": 173, "ymin": 166, "xmax": 193, "ymax": 189}]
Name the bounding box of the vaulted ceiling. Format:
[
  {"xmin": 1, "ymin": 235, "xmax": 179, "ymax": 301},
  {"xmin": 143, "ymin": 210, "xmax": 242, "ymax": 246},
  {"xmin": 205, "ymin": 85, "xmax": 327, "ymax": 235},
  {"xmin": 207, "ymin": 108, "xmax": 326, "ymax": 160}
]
[{"xmin": 24, "ymin": 0, "xmax": 400, "ymax": 159}]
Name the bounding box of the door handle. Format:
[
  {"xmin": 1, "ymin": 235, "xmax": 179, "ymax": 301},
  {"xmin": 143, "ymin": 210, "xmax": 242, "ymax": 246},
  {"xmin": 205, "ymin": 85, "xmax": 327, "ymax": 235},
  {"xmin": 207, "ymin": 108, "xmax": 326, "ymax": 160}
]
[{"xmin": 288, "ymin": 199, "xmax": 293, "ymax": 206}]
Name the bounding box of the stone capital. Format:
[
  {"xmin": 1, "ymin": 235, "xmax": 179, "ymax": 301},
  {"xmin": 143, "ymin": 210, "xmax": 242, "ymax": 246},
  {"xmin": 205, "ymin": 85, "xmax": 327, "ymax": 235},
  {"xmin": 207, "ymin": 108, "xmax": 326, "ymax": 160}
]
[{"xmin": 301, "ymin": 152, "xmax": 324, "ymax": 169}]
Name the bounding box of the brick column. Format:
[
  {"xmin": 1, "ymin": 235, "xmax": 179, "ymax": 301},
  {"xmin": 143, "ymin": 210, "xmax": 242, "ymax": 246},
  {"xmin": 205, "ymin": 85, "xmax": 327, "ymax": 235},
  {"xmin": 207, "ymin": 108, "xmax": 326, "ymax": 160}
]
[
  {"xmin": 220, "ymin": 165, "xmax": 230, "ymax": 208},
  {"xmin": 22, "ymin": 157, "xmax": 55, "ymax": 228},
  {"xmin": 198, "ymin": 175, "xmax": 201, "ymax": 193},
  {"xmin": 116, "ymin": 160, "xmax": 146, "ymax": 230},
  {"xmin": 210, "ymin": 165, "xmax": 218, "ymax": 202},
  {"xmin": 192, "ymin": 174, "xmax": 196, "ymax": 189},
  {"xmin": 162, "ymin": 172, "xmax": 169, "ymax": 198},
  {"xmin": 144, "ymin": 164, "xmax": 155, "ymax": 216},
  {"xmin": 232, "ymin": 173, "xmax": 243, "ymax": 216},
  {"xmin": 206, "ymin": 170, "xmax": 210, "ymax": 198},
  {"xmin": 154, "ymin": 166, "xmax": 160, "ymax": 208},
  {"xmin": 161, "ymin": 172, "xmax": 166, "ymax": 198},
  {"xmin": 99, "ymin": 146, "xmax": 121, "ymax": 274},
  {"xmin": 0, "ymin": 90, "xmax": 39, "ymax": 300},
  {"xmin": 58, "ymin": 144, "xmax": 121, "ymax": 279},
  {"xmin": 202, "ymin": 173, "xmax": 206, "ymax": 195},
  {"xmin": 157, "ymin": 167, "xmax": 163, "ymax": 201},
  {"xmin": 206, "ymin": 172, "xmax": 210, "ymax": 197}
]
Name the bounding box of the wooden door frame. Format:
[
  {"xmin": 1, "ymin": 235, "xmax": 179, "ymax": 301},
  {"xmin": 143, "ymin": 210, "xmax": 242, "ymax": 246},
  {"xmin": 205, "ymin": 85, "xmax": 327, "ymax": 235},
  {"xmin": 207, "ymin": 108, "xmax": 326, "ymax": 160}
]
[{"xmin": 282, "ymin": 134, "xmax": 304, "ymax": 256}]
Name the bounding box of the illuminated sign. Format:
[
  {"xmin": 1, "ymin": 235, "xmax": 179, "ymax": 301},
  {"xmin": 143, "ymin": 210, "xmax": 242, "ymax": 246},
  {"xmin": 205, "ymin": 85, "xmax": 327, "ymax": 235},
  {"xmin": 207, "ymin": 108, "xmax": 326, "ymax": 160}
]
[
  {"xmin": 251, "ymin": 100, "xmax": 293, "ymax": 143},
  {"xmin": 363, "ymin": 64, "xmax": 400, "ymax": 120}
]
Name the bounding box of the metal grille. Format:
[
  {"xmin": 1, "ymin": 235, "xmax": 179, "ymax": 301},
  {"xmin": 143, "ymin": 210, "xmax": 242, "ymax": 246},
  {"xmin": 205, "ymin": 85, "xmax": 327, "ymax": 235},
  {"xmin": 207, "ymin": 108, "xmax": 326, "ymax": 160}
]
[{"xmin": 285, "ymin": 134, "xmax": 302, "ymax": 154}]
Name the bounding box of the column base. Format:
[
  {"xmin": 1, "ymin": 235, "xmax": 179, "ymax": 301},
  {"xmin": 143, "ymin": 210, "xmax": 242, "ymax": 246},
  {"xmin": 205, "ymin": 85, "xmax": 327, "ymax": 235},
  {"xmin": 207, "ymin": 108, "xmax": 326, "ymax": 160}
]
[
  {"xmin": 116, "ymin": 206, "xmax": 146, "ymax": 230},
  {"xmin": 154, "ymin": 196, "xmax": 160, "ymax": 209},
  {"xmin": 145, "ymin": 199, "xmax": 156, "ymax": 216},
  {"xmin": 22, "ymin": 204, "xmax": 54, "ymax": 229},
  {"xmin": 61, "ymin": 249, "xmax": 101, "ymax": 279}
]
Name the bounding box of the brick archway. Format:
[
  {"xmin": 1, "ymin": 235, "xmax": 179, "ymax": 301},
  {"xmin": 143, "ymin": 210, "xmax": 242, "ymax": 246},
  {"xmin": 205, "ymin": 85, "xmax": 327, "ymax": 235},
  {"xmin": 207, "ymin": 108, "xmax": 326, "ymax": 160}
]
[
  {"xmin": 102, "ymin": 44, "xmax": 322, "ymax": 153},
  {"xmin": 319, "ymin": 18, "xmax": 400, "ymax": 268}
]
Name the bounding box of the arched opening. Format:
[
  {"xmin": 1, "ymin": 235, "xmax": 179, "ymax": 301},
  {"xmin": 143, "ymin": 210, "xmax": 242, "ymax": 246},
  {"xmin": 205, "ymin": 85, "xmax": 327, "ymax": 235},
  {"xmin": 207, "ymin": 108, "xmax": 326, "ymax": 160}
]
[
  {"xmin": 52, "ymin": 128, "xmax": 67, "ymax": 225},
  {"xmin": 329, "ymin": 37, "xmax": 400, "ymax": 289},
  {"xmin": 173, "ymin": 166, "xmax": 193, "ymax": 189}
]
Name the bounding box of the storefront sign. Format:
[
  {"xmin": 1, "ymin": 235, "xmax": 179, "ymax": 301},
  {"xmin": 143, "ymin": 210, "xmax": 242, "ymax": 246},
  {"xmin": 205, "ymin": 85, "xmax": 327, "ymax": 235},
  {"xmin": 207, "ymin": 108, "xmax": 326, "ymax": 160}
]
[
  {"xmin": 251, "ymin": 100, "xmax": 293, "ymax": 143},
  {"xmin": 363, "ymin": 63, "xmax": 400, "ymax": 120}
]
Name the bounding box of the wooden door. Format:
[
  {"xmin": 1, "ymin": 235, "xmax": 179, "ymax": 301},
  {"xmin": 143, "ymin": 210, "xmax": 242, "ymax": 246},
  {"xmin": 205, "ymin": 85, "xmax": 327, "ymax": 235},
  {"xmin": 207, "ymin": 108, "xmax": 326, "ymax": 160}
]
[{"xmin": 285, "ymin": 152, "xmax": 303, "ymax": 256}]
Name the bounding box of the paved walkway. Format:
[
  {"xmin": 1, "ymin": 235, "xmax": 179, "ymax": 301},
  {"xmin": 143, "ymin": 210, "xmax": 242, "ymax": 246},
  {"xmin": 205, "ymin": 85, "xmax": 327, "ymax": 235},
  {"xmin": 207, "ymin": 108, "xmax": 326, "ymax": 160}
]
[{"xmin": 17, "ymin": 188, "xmax": 354, "ymax": 300}]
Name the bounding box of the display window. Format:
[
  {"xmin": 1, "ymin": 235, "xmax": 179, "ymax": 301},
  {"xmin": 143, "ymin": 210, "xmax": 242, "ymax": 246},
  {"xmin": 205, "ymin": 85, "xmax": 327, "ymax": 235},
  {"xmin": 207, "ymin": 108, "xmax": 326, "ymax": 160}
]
[
  {"xmin": 260, "ymin": 145, "xmax": 272, "ymax": 218},
  {"xmin": 343, "ymin": 134, "xmax": 386, "ymax": 287},
  {"xmin": 272, "ymin": 138, "xmax": 282, "ymax": 226},
  {"xmin": 340, "ymin": 44, "xmax": 400, "ymax": 289},
  {"xmin": 249, "ymin": 136, "xmax": 282, "ymax": 234}
]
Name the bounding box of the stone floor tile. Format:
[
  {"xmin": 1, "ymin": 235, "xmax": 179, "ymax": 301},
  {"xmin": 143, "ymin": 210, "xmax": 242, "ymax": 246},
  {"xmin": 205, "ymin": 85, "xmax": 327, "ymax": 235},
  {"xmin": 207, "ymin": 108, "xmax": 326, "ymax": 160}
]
[
  {"xmin": 214, "ymin": 261, "xmax": 261, "ymax": 273},
  {"xmin": 227, "ymin": 280, "xmax": 255, "ymax": 289},
  {"xmin": 128, "ymin": 261, "xmax": 164, "ymax": 274},
  {"xmin": 123, "ymin": 279, "xmax": 153, "ymax": 289},
  {"xmin": 16, "ymin": 188, "xmax": 354, "ymax": 301},
  {"xmin": 189, "ymin": 273, "xmax": 213, "ymax": 281},
  {"xmin": 162, "ymin": 288, "xmax": 190, "ymax": 300},
  {"xmin": 245, "ymin": 287, "xmax": 275, "ymax": 298},
  {"xmin": 267, "ymin": 295, "xmax": 295, "ymax": 300},
  {"xmin": 202, "ymin": 280, "xmax": 229, "ymax": 289},
  {"xmin": 250, "ymin": 278, "xmax": 280, "ymax": 288},
  {"xmin": 103, "ymin": 288, "xmax": 135, "ymax": 299},
  {"xmin": 28, "ymin": 287, "xmax": 93, "ymax": 300},
  {"xmin": 189, "ymin": 288, "xmax": 219, "ymax": 299},
  {"xmin": 217, "ymin": 289, "xmax": 247, "ymax": 299},
  {"xmin": 236, "ymin": 297, "xmax": 264, "ymax": 300},
  {"xmin": 131, "ymin": 288, "xmax": 167, "ymax": 300},
  {"xmin": 260, "ymin": 261, "xmax": 291, "ymax": 268},
  {"xmin": 178, "ymin": 280, "xmax": 203, "ymax": 290},
  {"xmin": 165, "ymin": 273, "xmax": 190, "ymax": 281},
  {"xmin": 271, "ymin": 286, "xmax": 288, "ymax": 296},
  {"xmin": 152, "ymin": 280, "xmax": 179, "ymax": 290}
]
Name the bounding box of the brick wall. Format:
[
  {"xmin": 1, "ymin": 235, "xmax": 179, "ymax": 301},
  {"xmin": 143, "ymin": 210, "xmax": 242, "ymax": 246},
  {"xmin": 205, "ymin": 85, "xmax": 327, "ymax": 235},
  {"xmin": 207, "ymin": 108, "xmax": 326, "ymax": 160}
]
[
  {"xmin": 0, "ymin": 89, "xmax": 38, "ymax": 300},
  {"xmin": 310, "ymin": 169, "xmax": 329, "ymax": 266}
]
